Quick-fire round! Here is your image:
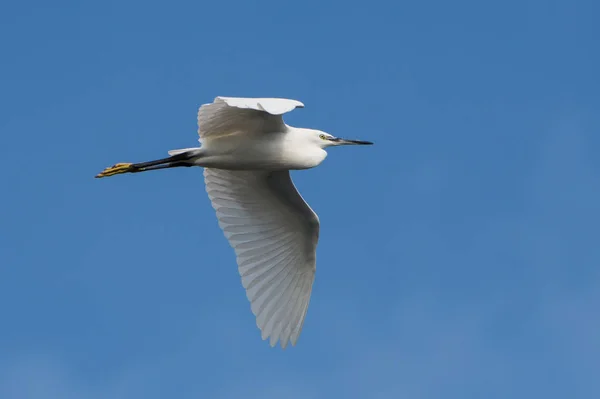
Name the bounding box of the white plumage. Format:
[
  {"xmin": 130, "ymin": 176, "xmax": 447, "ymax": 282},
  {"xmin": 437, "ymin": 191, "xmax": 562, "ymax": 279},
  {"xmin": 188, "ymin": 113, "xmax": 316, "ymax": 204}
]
[
  {"xmin": 204, "ymin": 168, "xmax": 317, "ymax": 348},
  {"xmin": 200, "ymin": 98, "xmax": 316, "ymax": 348},
  {"xmin": 96, "ymin": 96, "xmax": 373, "ymax": 348},
  {"xmin": 197, "ymin": 97, "xmax": 304, "ymax": 142}
]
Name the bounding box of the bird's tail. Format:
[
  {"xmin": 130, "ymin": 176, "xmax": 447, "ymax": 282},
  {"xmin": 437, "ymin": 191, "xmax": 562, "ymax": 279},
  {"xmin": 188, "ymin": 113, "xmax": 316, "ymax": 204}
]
[{"xmin": 167, "ymin": 147, "xmax": 199, "ymax": 156}]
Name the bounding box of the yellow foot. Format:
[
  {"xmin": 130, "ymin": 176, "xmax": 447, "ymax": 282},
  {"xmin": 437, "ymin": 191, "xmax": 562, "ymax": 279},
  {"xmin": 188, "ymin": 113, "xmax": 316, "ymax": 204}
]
[{"xmin": 95, "ymin": 163, "xmax": 134, "ymax": 178}]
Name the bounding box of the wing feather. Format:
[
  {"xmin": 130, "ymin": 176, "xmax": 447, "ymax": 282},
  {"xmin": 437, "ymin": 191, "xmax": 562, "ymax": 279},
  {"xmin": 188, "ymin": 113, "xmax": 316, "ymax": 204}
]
[
  {"xmin": 197, "ymin": 96, "xmax": 304, "ymax": 143},
  {"xmin": 204, "ymin": 168, "xmax": 318, "ymax": 348}
]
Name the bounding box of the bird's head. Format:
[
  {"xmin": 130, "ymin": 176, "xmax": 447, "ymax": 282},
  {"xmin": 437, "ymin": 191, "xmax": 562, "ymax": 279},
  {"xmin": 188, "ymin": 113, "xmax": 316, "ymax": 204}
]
[{"xmin": 311, "ymin": 130, "xmax": 373, "ymax": 149}]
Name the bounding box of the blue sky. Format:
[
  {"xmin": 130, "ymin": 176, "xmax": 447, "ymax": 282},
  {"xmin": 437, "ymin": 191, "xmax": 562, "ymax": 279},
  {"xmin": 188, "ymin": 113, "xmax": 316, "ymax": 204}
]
[{"xmin": 1, "ymin": 0, "xmax": 598, "ymax": 397}]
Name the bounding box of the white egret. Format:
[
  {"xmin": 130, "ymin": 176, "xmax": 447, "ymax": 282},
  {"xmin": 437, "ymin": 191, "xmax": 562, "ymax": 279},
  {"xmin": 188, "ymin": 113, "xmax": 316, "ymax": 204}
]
[{"xmin": 96, "ymin": 97, "xmax": 373, "ymax": 348}]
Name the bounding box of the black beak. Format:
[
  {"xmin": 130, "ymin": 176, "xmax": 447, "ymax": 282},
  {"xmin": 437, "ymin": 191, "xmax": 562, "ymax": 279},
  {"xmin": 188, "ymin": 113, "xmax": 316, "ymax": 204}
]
[{"xmin": 334, "ymin": 138, "xmax": 374, "ymax": 145}]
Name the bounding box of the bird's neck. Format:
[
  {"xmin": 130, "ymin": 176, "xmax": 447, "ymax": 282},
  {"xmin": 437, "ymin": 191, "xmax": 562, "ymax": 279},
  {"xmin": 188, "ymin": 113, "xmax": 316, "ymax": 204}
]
[{"xmin": 281, "ymin": 128, "xmax": 328, "ymax": 170}]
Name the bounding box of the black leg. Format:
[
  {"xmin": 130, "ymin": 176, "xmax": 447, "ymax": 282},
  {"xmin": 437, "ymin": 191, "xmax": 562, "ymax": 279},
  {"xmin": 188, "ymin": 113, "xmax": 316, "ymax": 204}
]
[
  {"xmin": 96, "ymin": 153, "xmax": 194, "ymax": 178},
  {"xmin": 131, "ymin": 161, "xmax": 193, "ymax": 173}
]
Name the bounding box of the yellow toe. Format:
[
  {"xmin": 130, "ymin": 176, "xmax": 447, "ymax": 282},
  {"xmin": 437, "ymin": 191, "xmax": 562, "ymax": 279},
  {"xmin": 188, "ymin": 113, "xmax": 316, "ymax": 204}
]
[{"xmin": 95, "ymin": 163, "xmax": 134, "ymax": 178}]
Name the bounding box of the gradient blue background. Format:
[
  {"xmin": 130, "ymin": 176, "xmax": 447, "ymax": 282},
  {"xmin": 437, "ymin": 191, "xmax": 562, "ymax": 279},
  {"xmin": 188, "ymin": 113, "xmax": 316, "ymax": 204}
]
[{"xmin": 1, "ymin": 0, "xmax": 598, "ymax": 398}]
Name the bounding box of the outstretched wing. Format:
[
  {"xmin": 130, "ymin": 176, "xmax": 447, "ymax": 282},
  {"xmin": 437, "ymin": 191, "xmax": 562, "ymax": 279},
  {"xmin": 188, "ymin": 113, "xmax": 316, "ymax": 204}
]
[
  {"xmin": 197, "ymin": 97, "xmax": 304, "ymax": 143},
  {"xmin": 204, "ymin": 168, "xmax": 319, "ymax": 348}
]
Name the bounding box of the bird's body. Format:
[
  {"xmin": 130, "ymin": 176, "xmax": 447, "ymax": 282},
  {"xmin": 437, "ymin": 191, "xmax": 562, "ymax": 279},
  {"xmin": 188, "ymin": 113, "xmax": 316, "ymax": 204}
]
[
  {"xmin": 96, "ymin": 96, "xmax": 372, "ymax": 348},
  {"xmin": 177, "ymin": 127, "xmax": 328, "ymax": 171}
]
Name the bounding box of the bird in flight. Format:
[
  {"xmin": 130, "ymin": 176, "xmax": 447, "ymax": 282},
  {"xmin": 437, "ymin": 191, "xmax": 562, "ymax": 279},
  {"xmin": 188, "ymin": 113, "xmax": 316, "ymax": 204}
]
[{"xmin": 96, "ymin": 97, "xmax": 373, "ymax": 348}]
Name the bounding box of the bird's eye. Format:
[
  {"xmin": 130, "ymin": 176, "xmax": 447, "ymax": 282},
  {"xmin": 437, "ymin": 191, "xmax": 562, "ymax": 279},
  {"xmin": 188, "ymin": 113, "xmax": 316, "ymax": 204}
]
[{"xmin": 319, "ymin": 134, "xmax": 328, "ymax": 140}]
